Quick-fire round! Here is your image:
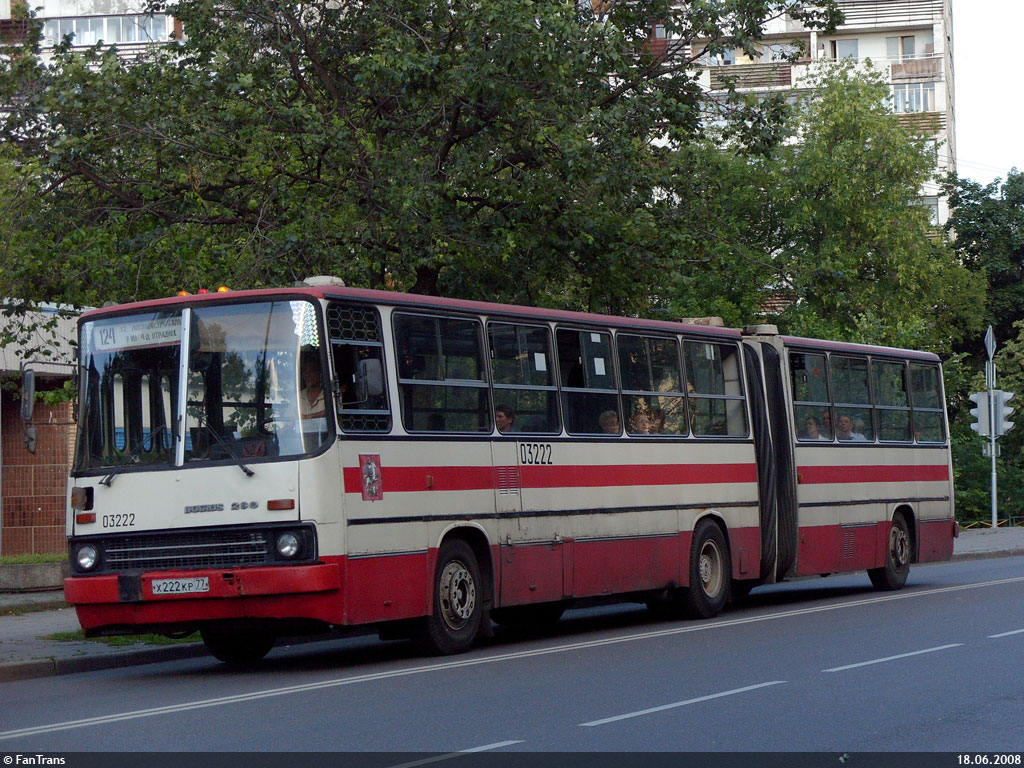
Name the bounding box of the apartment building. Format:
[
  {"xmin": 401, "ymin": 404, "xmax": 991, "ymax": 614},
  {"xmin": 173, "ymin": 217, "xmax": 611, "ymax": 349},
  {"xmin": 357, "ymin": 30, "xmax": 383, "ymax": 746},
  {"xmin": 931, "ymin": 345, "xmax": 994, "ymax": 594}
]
[
  {"xmin": 674, "ymin": 0, "xmax": 955, "ymax": 225},
  {"xmin": 0, "ymin": 0, "xmax": 177, "ymax": 54}
]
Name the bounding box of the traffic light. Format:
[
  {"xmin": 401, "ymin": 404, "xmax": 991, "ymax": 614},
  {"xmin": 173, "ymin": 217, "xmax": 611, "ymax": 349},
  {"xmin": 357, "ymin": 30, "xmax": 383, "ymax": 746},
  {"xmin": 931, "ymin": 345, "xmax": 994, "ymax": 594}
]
[
  {"xmin": 969, "ymin": 391, "xmax": 990, "ymax": 437},
  {"xmin": 994, "ymin": 390, "xmax": 1015, "ymax": 436}
]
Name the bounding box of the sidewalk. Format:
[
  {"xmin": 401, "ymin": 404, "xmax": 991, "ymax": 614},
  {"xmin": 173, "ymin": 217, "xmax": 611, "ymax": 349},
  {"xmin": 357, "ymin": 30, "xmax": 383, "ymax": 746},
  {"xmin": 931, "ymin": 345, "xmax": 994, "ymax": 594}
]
[{"xmin": 2, "ymin": 527, "xmax": 1024, "ymax": 683}]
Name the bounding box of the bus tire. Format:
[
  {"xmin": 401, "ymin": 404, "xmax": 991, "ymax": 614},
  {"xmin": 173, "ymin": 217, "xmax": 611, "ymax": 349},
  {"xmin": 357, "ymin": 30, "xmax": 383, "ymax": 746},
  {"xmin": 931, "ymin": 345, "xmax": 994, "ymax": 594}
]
[
  {"xmin": 417, "ymin": 539, "xmax": 483, "ymax": 655},
  {"xmin": 200, "ymin": 627, "xmax": 275, "ymax": 664},
  {"xmin": 681, "ymin": 519, "xmax": 729, "ymax": 619},
  {"xmin": 868, "ymin": 514, "xmax": 911, "ymax": 591}
]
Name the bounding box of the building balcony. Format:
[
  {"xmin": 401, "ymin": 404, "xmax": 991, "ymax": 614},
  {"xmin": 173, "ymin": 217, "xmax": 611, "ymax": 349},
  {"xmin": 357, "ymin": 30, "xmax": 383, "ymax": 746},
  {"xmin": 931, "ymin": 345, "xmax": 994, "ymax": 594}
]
[
  {"xmin": 895, "ymin": 111, "xmax": 945, "ymax": 134},
  {"xmin": 707, "ymin": 61, "xmax": 799, "ymax": 91},
  {"xmin": 890, "ymin": 54, "xmax": 942, "ymax": 80},
  {"xmin": 0, "ymin": 18, "xmax": 27, "ymax": 44}
]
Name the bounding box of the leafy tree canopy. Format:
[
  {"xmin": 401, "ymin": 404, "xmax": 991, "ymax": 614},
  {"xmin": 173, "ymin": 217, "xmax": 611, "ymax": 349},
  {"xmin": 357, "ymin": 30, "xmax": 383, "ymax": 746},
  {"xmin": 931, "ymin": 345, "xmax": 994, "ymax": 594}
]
[{"xmin": 0, "ymin": 0, "xmax": 839, "ymax": 315}]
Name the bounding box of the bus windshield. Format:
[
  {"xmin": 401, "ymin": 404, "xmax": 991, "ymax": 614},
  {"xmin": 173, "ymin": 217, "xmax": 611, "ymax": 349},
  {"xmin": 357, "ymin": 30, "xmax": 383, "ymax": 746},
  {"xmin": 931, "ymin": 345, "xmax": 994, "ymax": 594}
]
[{"xmin": 75, "ymin": 299, "xmax": 328, "ymax": 472}]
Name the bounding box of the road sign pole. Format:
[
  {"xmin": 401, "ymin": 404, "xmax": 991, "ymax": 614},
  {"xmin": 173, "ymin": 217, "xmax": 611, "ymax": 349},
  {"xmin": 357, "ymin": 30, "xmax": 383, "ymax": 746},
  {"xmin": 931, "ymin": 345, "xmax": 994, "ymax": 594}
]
[{"xmin": 985, "ymin": 327, "xmax": 998, "ymax": 528}]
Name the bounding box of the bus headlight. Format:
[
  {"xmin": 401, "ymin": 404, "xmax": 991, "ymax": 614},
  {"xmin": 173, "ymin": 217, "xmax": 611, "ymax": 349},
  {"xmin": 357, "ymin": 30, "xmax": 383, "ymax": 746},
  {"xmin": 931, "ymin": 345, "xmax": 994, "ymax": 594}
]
[
  {"xmin": 275, "ymin": 532, "xmax": 301, "ymax": 559},
  {"xmin": 76, "ymin": 544, "xmax": 99, "ymax": 571}
]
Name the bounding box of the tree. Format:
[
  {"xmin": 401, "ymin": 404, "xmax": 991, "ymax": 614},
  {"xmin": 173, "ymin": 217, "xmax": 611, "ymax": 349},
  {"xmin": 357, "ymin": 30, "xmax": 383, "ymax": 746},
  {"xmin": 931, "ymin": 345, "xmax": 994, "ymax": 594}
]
[
  {"xmin": 762, "ymin": 62, "xmax": 984, "ymax": 355},
  {"xmin": 943, "ymin": 169, "xmax": 1024, "ymax": 348},
  {"xmin": 0, "ymin": 0, "xmax": 840, "ymax": 314}
]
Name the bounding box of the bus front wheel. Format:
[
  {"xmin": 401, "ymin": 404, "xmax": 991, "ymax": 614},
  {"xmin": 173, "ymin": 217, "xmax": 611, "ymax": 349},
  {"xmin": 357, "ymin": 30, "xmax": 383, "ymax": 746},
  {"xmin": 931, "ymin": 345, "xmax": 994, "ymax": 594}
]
[
  {"xmin": 201, "ymin": 627, "xmax": 275, "ymax": 665},
  {"xmin": 868, "ymin": 514, "xmax": 911, "ymax": 591},
  {"xmin": 417, "ymin": 539, "xmax": 483, "ymax": 655},
  {"xmin": 681, "ymin": 520, "xmax": 730, "ymax": 619}
]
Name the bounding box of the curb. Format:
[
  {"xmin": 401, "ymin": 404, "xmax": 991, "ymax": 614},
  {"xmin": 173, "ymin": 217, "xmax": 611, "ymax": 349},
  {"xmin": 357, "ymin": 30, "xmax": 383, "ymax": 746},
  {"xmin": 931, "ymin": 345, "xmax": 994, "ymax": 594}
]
[
  {"xmin": 0, "ymin": 643, "xmax": 209, "ymax": 683},
  {"xmin": 951, "ymin": 548, "xmax": 1024, "ymax": 561}
]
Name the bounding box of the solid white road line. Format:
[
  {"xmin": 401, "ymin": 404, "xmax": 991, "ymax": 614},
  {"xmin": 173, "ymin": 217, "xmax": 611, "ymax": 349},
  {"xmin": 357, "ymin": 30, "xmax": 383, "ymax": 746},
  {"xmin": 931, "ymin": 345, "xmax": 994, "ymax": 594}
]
[
  {"xmin": 822, "ymin": 644, "xmax": 963, "ymax": 673},
  {"xmin": 988, "ymin": 628, "xmax": 1024, "ymax": 638},
  {"xmin": 386, "ymin": 741, "xmax": 523, "ymax": 768},
  {"xmin": 3, "ymin": 575, "xmax": 1024, "ymax": 741},
  {"xmin": 579, "ymin": 681, "xmax": 786, "ymax": 727}
]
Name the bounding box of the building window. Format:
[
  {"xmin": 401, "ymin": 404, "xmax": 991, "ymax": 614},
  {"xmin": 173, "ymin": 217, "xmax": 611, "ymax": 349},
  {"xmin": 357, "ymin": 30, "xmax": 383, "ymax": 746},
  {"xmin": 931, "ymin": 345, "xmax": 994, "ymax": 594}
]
[
  {"xmin": 763, "ymin": 43, "xmax": 799, "ymax": 63},
  {"xmin": 917, "ymin": 196, "xmax": 939, "ymax": 226},
  {"xmin": 886, "ymin": 35, "xmax": 916, "ymax": 61},
  {"xmin": 893, "ymin": 82, "xmax": 936, "ymax": 113},
  {"xmin": 832, "ymin": 39, "xmax": 859, "ymax": 60},
  {"xmin": 42, "ymin": 14, "xmax": 168, "ymax": 47}
]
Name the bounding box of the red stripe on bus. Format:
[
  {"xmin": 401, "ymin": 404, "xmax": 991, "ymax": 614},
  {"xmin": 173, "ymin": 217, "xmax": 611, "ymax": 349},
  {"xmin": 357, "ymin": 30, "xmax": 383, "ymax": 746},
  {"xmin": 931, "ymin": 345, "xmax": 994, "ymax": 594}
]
[
  {"xmin": 343, "ymin": 463, "xmax": 757, "ymax": 494},
  {"xmin": 798, "ymin": 464, "xmax": 949, "ymax": 484}
]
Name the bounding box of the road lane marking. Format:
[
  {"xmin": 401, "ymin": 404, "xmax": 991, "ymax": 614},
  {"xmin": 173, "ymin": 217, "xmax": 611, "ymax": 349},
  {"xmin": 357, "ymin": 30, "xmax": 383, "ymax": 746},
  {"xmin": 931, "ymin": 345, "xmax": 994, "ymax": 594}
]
[
  {"xmin": 579, "ymin": 681, "xmax": 786, "ymax": 726},
  {"xmin": 3, "ymin": 575, "xmax": 1024, "ymax": 741},
  {"xmin": 386, "ymin": 741, "xmax": 523, "ymax": 768},
  {"xmin": 989, "ymin": 628, "xmax": 1024, "ymax": 638},
  {"xmin": 822, "ymin": 644, "xmax": 962, "ymax": 672}
]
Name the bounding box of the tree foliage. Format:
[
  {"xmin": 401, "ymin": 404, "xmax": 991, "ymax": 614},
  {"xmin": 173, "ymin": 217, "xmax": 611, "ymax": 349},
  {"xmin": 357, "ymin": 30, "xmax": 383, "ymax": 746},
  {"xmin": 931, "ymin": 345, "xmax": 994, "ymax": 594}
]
[{"xmin": 0, "ymin": 0, "xmax": 839, "ymax": 314}]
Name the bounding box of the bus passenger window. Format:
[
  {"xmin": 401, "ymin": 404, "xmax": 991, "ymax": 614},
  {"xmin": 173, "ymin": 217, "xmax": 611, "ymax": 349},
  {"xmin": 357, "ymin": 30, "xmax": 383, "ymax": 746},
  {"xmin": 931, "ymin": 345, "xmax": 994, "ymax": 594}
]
[
  {"xmin": 394, "ymin": 313, "xmax": 490, "ymax": 433},
  {"xmin": 683, "ymin": 341, "xmax": 747, "ymax": 437},
  {"xmin": 790, "ymin": 352, "xmax": 833, "ymax": 441},
  {"xmin": 489, "ymin": 323, "xmax": 560, "ymax": 434},
  {"xmin": 326, "ymin": 303, "xmax": 392, "ymax": 433},
  {"xmin": 832, "ymin": 356, "xmax": 873, "ymax": 441},
  {"xmin": 617, "ymin": 334, "xmax": 687, "ymax": 435},
  {"xmin": 557, "ymin": 329, "xmax": 619, "ymax": 435},
  {"xmin": 873, "ymin": 360, "xmax": 911, "ymax": 442},
  {"xmin": 910, "ymin": 363, "xmax": 946, "ymax": 442}
]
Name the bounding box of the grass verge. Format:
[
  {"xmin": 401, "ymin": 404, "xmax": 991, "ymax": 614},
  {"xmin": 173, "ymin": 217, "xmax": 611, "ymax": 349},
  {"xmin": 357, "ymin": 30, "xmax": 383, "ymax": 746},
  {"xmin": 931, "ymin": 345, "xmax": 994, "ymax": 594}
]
[
  {"xmin": 0, "ymin": 553, "xmax": 65, "ymax": 565},
  {"xmin": 46, "ymin": 630, "xmax": 201, "ymax": 646}
]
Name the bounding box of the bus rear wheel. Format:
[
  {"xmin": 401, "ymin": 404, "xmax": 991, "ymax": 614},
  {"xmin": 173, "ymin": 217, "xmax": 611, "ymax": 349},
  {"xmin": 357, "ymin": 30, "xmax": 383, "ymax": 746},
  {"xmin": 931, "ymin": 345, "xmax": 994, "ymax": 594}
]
[
  {"xmin": 868, "ymin": 514, "xmax": 911, "ymax": 591},
  {"xmin": 201, "ymin": 627, "xmax": 275, "ymax": 665},
  {"xmin": 680, "ymin": 520, "xmax": 730, "ymax": 619},
  {"xmin": 417, "ymin": 539, "xmax": 483, "ymax": 655}
]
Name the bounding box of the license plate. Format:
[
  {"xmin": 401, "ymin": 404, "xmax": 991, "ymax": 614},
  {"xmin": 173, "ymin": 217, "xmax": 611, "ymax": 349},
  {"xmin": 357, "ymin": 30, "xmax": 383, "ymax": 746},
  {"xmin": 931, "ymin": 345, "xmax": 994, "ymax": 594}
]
[{"xmin": 151, "ymin": 577, "xmax": 210, "ymax": 595}]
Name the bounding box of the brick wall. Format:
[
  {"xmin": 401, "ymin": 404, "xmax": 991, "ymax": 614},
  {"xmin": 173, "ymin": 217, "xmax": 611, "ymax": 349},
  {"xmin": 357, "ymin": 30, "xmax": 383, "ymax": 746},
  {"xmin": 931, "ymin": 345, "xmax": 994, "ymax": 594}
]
[{"xmin": 1, "ymin": 391, "xmax": 74, "ymax": 556}]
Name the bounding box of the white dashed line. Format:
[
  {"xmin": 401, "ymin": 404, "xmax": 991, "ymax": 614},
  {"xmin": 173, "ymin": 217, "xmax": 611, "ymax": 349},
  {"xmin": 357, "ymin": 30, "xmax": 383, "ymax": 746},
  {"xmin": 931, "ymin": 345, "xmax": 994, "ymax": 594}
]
[
  {"xmin": 988, "ymin": 628, "xmax": 1024, "ymax": 638},
  {"xmin": 386, "ymin": 741, "xmax": 523, "ymax": 768},
  {"xmin": 579, "ymin": 681, "xmax": 786, "ymax": 726},
  {"xmin": 822, "ymin": 644, "xmax": 963, "ymax": 673}
]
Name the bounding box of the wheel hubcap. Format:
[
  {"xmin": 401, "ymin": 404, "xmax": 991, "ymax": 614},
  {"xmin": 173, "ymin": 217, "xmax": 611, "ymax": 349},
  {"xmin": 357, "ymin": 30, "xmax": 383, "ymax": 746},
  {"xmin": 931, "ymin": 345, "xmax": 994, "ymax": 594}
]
[
  {"xmin": 439, "ymin": 560, "xmax": 476, "ymax": 631},
  {"xmin": 891, "ymin": 525, "xmax": 909, "ymax": 568},
  {"xmin": 699, "ymin": 540, "xmax": 723, "ymax": 597}
]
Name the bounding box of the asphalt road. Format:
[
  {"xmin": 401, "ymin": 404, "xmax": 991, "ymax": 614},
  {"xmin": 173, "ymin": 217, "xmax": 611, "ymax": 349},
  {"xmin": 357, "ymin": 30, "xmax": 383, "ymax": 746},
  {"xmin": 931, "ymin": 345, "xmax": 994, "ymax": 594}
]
[{"xmin": 2, "ymin": 556, "xmax": 1024, "ymax": 753}]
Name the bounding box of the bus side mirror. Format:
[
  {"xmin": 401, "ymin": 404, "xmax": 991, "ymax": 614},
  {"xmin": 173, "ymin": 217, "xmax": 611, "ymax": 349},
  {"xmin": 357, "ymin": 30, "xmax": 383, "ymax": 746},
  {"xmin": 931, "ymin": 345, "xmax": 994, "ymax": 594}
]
[
  {"xmin": 21, "ymin": 368, "xmax": 35, "ymax": 423},
  {"xmin": 356, "ymin": 358, "xmax": 384, "ymax": 401}
]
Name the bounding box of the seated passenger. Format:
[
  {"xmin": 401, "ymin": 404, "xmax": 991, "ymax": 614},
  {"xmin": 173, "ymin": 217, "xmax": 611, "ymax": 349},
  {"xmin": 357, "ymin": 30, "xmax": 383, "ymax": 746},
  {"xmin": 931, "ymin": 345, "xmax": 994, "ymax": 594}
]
[
  {"xmin": 599, "ymin": 410, "xmax": 621, "ymax": 434},
  {"xmin": 835, "ymin": 414, "xmax": 868, "ymax": 442},
  {"xmin": 495, "ymin": 404, "xmax": 515, "ymax": 433},
  {"xmin": 628, "ymin": 411, "xmax": 650, "ymax": 435},
  {"xmin": 799, "ymin": 416, "xmax": 828, "ymax": 440}
]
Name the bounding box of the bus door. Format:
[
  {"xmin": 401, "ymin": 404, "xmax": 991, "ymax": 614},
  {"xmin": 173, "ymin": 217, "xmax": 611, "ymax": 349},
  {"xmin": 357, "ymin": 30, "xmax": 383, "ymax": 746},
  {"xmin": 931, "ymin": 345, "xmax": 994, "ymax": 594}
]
[{"xmin": 488, "ymin": 321, "xmax": 566, "ymax": 608}]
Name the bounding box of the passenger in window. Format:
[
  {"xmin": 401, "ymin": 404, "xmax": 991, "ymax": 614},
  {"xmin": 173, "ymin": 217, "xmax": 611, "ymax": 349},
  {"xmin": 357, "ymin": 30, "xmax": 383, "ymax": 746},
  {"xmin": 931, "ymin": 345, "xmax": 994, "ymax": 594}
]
[
  {"xmin": 300, "ymin": 355, "xmax": 326, "ymax": 420},
  {"xmin": 835, "ymin": 414, "xmax": 868, "ymax": 441},
  {"xmin": 648, "ymin": 408, "xmax": 666, "ymax": 434},
  {"xmin": 821, "ymin": 409, "xmax": 833, "ymax": 438},
  {"xmin": 495, "ymin": 404, "xmax": 515, "ymax": 433},
  {"xmin": 799, "ymin": 416, "xmax": 828, "ymax": 440},
  {"xmin": 628, "ymin": 411, "xmax": 650, "ymax": 435},
  {"xmin": 599, "ymin": 410, "xmax": 621, "ymax": 434}
]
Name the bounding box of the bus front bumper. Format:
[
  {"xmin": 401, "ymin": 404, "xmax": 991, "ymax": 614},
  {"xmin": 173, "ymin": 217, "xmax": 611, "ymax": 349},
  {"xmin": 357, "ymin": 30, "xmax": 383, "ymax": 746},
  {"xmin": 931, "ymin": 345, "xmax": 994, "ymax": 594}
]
[{"xmin": 64, "ymin": 561, "xmax": 343, "ymax": 635}]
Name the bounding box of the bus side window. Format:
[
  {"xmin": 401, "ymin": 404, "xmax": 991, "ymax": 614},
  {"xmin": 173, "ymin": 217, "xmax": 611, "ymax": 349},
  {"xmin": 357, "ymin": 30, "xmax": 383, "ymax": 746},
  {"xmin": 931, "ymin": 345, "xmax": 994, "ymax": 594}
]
[
  {"xmin": 557, "ymin": 328, "xmax": 619, "ymax": 435},
  {"xmin": 683, "ymin": 341, "xmax": 747, "ymax": 437},
  {"xmin": 394, "ymin": 313, "xmax": 490, "ymax": 433},
  {"xmin": 326, "ymin": 303, "xmax": 392, "ymax": 433},
  {"xmin": 909, "ymin": 363, "xmax": 946, "ymax": 442}
]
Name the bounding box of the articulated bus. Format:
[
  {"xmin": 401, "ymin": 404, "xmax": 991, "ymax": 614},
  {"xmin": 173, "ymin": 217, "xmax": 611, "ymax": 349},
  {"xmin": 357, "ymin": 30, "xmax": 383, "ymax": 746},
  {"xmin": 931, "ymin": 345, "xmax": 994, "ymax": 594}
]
[{"xmin": 46, "ymin": 282, "xmax": 957, "ymax": 663}]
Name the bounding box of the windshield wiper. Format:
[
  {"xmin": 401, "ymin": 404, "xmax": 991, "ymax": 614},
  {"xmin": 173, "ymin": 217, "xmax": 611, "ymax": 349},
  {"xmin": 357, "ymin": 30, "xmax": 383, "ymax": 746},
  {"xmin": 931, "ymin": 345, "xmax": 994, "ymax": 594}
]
[
  {"xmin": 195, "ymin": 413, "xmax": 255, "ymax": 478},
  {"xmin": 99, "ymin": 426, "xmax": 166, "ymax": 487}
]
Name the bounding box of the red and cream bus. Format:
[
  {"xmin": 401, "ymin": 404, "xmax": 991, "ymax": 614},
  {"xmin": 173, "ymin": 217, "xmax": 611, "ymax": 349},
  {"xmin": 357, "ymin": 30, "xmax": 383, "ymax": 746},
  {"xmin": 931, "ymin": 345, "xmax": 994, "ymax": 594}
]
[{"xmin": 44, "ymin": 282, "xmax": 956, "ymax": 663}]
